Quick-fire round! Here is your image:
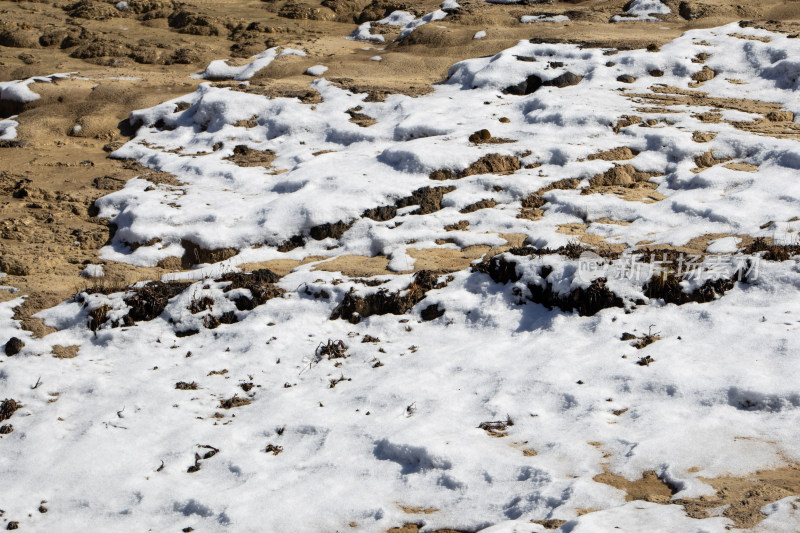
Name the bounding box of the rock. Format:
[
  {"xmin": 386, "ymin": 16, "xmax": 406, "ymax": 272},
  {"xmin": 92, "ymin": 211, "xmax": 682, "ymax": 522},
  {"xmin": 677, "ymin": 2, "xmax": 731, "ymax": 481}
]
[
  {"xmin": 543, "ymin": 71, "xmax": 583, "ymax": 88},
  {"xmin": 5, "ymin": 337, "xmax": 24, "ymax": 357},
  {"xmin": 617, "ymin": 74, "xmax": 636, "ymax": 83}
]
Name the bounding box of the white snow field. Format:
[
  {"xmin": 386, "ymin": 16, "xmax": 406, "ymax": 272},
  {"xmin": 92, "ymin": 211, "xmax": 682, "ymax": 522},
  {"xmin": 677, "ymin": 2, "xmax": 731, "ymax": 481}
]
[{"xmin": 3, "ymin": 21, "xmax": 800, "ymax": 532}]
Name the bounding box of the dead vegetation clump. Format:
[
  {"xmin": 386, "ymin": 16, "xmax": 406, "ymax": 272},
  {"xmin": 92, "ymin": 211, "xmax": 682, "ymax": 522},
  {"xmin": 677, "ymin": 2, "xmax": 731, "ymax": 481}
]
[
  {"xmin": 216, "ymin": 268, "xmax": 284, "ymax": 311},
  {"xmin": 527, "ymin": 276, "xmax": 623, "ymax": 317},
  {"xmin": 316, "ymin": 339, "xmax": 348, "ymax": 359},
  {"xmin": 643, "ymin": 273, "xmax": 736, "ymax": 305},
  {"xmin": 175, "ymin": 381, "xmax": 198, "ymax": 390},
  {"xmin": 623, "ymin": 326, "xmax": 661, "ymax": 349},
  {"xmin": 473, "ymin": 252, "xmax": 624, "ymax": 316},
  {"xmin": 265, "ymin": 444, "xmax": 283, "ymax": 455},
  {"xmin": 219, "ymin": 395, "xmax": 251, "ymax": 409},
  {"xmin": 478, "ymin": 415, "xmax": 514, "ymax": 437},
  {"xmin": 331, "ymin": 270, "xmax": 446, "ymax": 323},
  {"xmin": 743, "ymin": 237, "xmax": 800, "ymax": 261},
  {"xmin": 125, "ymin": 281, "xmax": 191, "ymax": 321}
]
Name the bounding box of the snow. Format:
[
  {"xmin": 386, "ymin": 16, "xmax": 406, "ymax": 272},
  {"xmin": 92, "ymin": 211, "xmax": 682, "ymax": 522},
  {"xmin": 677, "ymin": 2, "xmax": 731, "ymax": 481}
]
[
  {"xmin": 347, "ymin": 22, "xmax": 385, "ymax": 43},
  {"xmin": 0, "ymin": 116, "xmax": 19, "ymax": 140},
  {"xmin": 4, "ymin": 22, "xmax": 800, "ymax": 532},
  {"xmin": 378, "ymin": 10, "xmax": 417, "ymax": 26},
  {"xmin": 370, "ymin": 56, "xmax": 382, "ymax": 61},
  {"xmin": 474, "ymin": 30, "xmax": 487, "ymax": 39},
  {"xmin": 611, "ymin": 0, "xmax": 671, "ymax": 22},
  {"xmin": 521, "ymin": 15, "xmax": 570, "ymax": 23},
  {"xmin": 304, "ymin": 65, "xmax": 328, "ymax": 76},
  {"xmin": 0, "ymin": 72, "xmax": 72, "ymax": 104},
  {"xmin": 196, "ymin": 48, "xmax": 307, "ymax": 81},
  {"xmin": 349, "ymin": 8, "xmax": 451, "ymax": 43},
  {"xmin": 397, "ymin": 9, "xmax": 448, "ymax": 40},
  {"xmin": 80, "ymin": 264, "xmax": 105, "ymax": 278}
]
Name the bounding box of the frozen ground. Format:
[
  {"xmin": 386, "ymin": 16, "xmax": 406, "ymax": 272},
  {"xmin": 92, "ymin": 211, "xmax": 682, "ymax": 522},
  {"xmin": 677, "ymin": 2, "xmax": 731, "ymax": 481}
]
[{"xmin": 2, "ymin": 21, "xmax": 800, "ymax": 533}]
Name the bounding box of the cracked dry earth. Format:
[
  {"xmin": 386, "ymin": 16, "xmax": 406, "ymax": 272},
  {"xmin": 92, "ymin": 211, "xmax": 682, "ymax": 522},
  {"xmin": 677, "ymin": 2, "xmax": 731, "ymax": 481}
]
[{"xmin": 3, "ymin": 0, "xmax": 800, "ymax": 531}]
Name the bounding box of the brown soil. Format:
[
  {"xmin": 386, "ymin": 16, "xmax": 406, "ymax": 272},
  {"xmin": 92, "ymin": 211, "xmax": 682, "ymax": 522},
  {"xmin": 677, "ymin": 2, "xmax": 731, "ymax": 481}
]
[{"xmin": 595, "ymin": 463, "xmax": 800, "ymax": 529}]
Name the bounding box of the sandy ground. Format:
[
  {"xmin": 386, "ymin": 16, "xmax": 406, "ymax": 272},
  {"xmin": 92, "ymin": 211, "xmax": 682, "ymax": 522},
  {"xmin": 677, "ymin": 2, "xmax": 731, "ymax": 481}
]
[{"xmin": 3, "ymin": 0, "xmax": 800, "ymax": 528}]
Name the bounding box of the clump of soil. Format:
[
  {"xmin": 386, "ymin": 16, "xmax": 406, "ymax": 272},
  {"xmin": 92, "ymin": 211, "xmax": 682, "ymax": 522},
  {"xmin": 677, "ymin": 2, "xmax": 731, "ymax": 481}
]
[
  {"xmin": 420, "ymin": 303, "xmax": 445, "ymax": 321},
  {"xmin": 175, "ymin": 381, "xmax": 198, "ymax": 390},
  {"xmin": 167, "ymin": 10, "xmax": 221, "ymax": 36},
  {"xmin": 0, "ymin": 398, "xmax": 19, "ymax": 422},
  {"xmin": 331, "ymin": 270, "xmax": 446, "ymax": 323},
  {"xmin": 181, "ymin": 239, "xmax": 238, "ymax": 268},
  {"xmin": 395, "ymin": 186, "xmax": 455, "ymax": 215},
  {"xmin": 310, "ymin": 220, "xmax": 353, "ymax": 240},
  {"xmin": 224, "ymin": 145, "xmax": 276, "ymax": 168},
  {"xmin": 347, "ymin": 106, "xmax": 377, "ymax": 127},
  {"xmin": 468, "ymin": 129, "xmax": 514, "ymax": 144},
  {"xmin": 588, "ymin": 164, "xmax": 659, "ymax": 187},
  {"xmin": 460, "ymin": 198, "xmax": 496, "ymax": 213},
  {"xmin": 4, "ymin": 337, "xmax": 24, "ymax": 356},
  {"xmin": 429, "ymin": 154, "xmax": 521, "ymax": 181},
  {"xmin": 587, "ymin": 147, "xmax": 639, "ymax": 161}
]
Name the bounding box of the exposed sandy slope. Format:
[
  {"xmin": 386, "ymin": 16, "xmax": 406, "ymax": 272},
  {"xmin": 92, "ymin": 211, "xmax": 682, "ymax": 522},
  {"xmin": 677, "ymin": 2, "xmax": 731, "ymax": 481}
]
[{"xmin": 3, "ymin": 0, "xmax": 800, "ymax": 529}]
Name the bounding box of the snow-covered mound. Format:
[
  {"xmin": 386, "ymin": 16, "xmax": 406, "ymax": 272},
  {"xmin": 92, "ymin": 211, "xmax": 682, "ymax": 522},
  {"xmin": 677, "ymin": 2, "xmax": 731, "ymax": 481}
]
[{"xmin": 101, "ymin": 22, "xmax": 800, "ymax": 272}]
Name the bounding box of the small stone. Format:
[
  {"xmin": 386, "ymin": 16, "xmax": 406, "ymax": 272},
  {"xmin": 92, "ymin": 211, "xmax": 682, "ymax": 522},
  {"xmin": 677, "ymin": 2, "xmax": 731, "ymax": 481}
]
[{"xmin": 617, "ymin": 74, "xmax": 636, "ymax": 83}]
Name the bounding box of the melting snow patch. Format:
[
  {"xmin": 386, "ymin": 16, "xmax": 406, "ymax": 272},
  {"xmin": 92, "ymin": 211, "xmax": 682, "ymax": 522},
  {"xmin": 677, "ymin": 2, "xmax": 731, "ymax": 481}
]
[
  {"xmin": 347, "ymin": 22, "xmax": 385, "ymax": 43},
  {"xmin": 521, "ymin": 14, "xmax": 570, "ymax": 23},
  {"xmin": 610, "ymin": 0, "xmax": 671, "ymax": 22},
  {"xmin": 305, "ymin": 65, "xmax": 329, "ymax": 76},
  {"xmin": 0, "ymin": 72, "xmax": 73, "ymax": 104},
  {"xmin": 0, "ymin": 117, "xmax": 19, "ymax": 141}
]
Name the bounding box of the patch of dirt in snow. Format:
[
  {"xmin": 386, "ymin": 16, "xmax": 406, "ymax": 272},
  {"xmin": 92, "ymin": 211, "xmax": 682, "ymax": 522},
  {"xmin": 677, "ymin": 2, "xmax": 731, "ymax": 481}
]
[{"xmin": 596, "ymin": 463, "xmax": 800, "ymax": 529}]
